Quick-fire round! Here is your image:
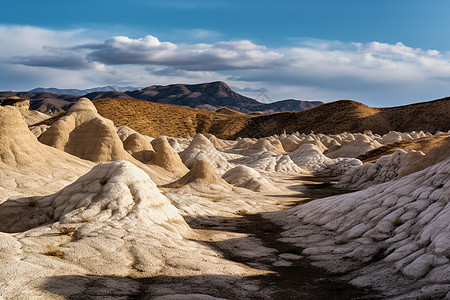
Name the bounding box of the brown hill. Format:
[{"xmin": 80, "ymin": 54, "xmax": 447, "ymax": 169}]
[
  {"xmin": 40, "ymin": 97, "xmax": 449, "ymax": 139},
  {"xmin": 234, "ymin": 98, "xmax": 450, "ymax": 138},
  {"xmin": 93, "ymin": 97, "xmax": 251, "ymax": 138}
]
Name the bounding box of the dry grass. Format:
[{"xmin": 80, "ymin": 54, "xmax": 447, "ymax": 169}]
[
  {"xmin": 27, "ymin": 197, "xmax": 38, "ymax": 207},
  {"xmin": 93, "ymin": 98, "xmax": 252, "ymax": 139},
  {"xmin": 43, "ymin": 245, "xmax": 64, "ymax": 257},
  {"xmin": 99, "ymin": 177, "xmax": 109, "ymax": 185},
  {"xmin": 393, "ymin": 217, "xmax": 404, "ymax": 227},
  {"xmin": 235, "ymin": 209, "xmax": 250, "ymax": 216},
  {"xmin": 57, "ymin": 226, "xmax": 77, "ymax": 236}
]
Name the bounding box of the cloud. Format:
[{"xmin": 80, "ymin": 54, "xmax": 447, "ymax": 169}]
[
  {"xmin": 231, "ymin": 86, "xmax": 268, "ymax": 93},
  {"xmin": 82, "ymin": 35, "xmax": 283, "ymax": 71},
  {"xmin": 2, "ymin": 25, "xmax": 450, "ymax": 106},
  {"xmin": 11, "ymin": 55, "xmax": 90, "ymax": 70}
]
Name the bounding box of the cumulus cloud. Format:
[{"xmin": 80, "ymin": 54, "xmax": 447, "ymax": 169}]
[
  {"xmin": 2, "ymin": 25, "xmax": 450, "ymax": 105},
  {"xmin": 82, "ymin": 35, "xmax": 284, "ymax": 71}
]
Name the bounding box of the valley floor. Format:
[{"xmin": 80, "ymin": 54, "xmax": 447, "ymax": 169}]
[{"xmin": 40, "ymin": 176, "xmax": 380, "ymax": 300}]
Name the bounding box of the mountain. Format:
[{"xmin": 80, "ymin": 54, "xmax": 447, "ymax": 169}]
[
  {"xmin": 2, "ymin": 81, "xmax": 323, "ymax": 114},
  {"xmin": 29, "ymin": 86, "xmax": 140, "ymax": 96},
  {"xmin": 127, "ymin": 81, "xmax": 323, "ymax": 114},
  {"xmin": 0, "ymin": 91, "xmax": 79, "ymax": 113}
]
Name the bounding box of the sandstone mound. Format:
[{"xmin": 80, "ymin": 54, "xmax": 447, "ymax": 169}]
[
  {"xmin": 222, "ymin": 166, "xmax": 278, "ymax": 192},
  {"xmin": 123, "ymin": 133, "xmax": 155, "ymax": 163},
  {"xmin": 179, "ymin": 134, "xmax": 232, "ymax": 175},
  {"xmin": 337, "ymin": 149, "xmax": 424, "ymax": 190},
  {"xmin": 116, "ymin": 125, "xmax": 139, "ymax": 142},
  {"xmin": 0, "ymin": 105, "xmax": 52, "ymax": 167},
  {"xmin": 339, "ymin": 139, "xmax": 450, "ymax": 190},
  {"xmin": 39, "ymin": 98, "xmax": 131, "ymax": 163},
  {"xmin": 249, "ymin": 138, "xmax": 286, "ymax": 155},
  {"xmin": 325, "ymin": 133, "xmax": 382, "ymax": 159},
  {"xmin": 168, "ymin": 157, "xmax": 229, "ymax": 187},
  {"xmin": 29, "ymin": 124, "xmax": 49, "ymax": 137},
  {"xmin": 289, "ymin": 144, "xmax": 362, "ymax": 177},
  {"xmin": 0, "ymin": 160, "xmax": 187, "ymax": 234},
  {"xmin": 398, "ymin": 139, "xmax": 450, "ymax": 177},
  {"xmin": 205, "ymin": 134, "xmax": 229, "ymax": 150},
  {"xmin": 0, "ymin": 106, "xmax": 93, "ymax": 200},
  {"xmin": 232, "ymin": 137, "xmax": 257, "ymax": 149},
  {"xmin": 281, "ymin": 136, "xmax": 302, "ymax": 152},
  {"xmin": 151, "ymin": 137, "xmax": 189, "ymax": 177},
  {"xmin": 231, "ymin": 150, "xmax": 307, "ymax": 174},
  {"xmin": 270, "ymin": 157, "xmax": 450, "ymax": 299}
]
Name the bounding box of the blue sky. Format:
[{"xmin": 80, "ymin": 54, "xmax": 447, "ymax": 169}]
[{"xmin": 1, "ymin": 0, "xmax": 450, "ymax": 106}]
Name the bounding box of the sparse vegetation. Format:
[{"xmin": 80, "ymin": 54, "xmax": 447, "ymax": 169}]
[
  {"xmin": 27, "ymin": 197, "xmax": 37, "ymax": 207},
  {"xmin": 235, "ymin": 209, "xmax": 250, "ymax": 216},
  {"xmin": 57, "ymin": 226, "xmax": 77, "ymax": 236},
  {"xmin": 43, "ymin": 245, "xmax": 64, "ymax": 257},
  {"xmin": 334, "ymin": 240, "xmax": 349, "ymax": 245},
  {"xmin": 80, "ymin": 215, "xmax": 91, "ymax": 222},
  {"xmin": 166, "ymin": 183, "xmax": 184, "ymax": 188},
  {"xmin": 393, "ymin": 217, "xmax": 404, "ymax": 227}
]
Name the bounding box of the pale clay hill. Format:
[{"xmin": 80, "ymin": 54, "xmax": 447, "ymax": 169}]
[{"xmin": 0, "ymin": 97, "xmax": 449, "ymax": 299}]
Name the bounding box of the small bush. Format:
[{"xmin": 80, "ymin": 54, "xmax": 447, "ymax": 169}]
[
  {"xmin": 44, "ymin": 245, "xmax": 64, "ymax": 257},
  {"xmin": 393, "ymin": 217, "xmax": 404, "ymax": 227},
  {"xmin": 99, "ymin": 177, "xmax": 109, "ymax": 185},
  {"xmin": 57, "ymin": 226, "xmax": 77, "ymax": 236},
  {"xmin": 28, "ymin": 197, "xmax": 37, "ymax": 207},
  {"xmin": 80, "ymin": 215, "xmax": 91, "ymax": 223},
  {"xmin": 235, "ymin": 209, "xmax": 250, "ymax": 216},
  {"xmin": 334, "ymin": 240, "xmax": 348, "ymax": 245}
]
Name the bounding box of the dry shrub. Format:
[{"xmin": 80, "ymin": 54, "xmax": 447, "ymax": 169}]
[{"xmin": 43, "ymin": 245, "xmax": 64, "ymax": 257}]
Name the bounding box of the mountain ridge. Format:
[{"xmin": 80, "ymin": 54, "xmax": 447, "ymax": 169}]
[
  {"xmin": 30, "ymin": 86, "xmax": 140, "ymax": 96},
  {"xmin": 0, "ymin": 81, "xmax": 323, "ymax": 114}
]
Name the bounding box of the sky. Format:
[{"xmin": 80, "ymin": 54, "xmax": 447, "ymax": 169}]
[{"xmin": 1, "ymin": 0, "xmax": 450, "ymax": 107}]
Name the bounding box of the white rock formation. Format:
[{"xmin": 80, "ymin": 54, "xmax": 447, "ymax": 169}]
[
  {"xmin": 39, "ymin": 98, "xmax": 133, "ymax": 163},
  {"xmin": 222, "ymin": 165, "xmax": 279, "ymax": 192},
  {"xmin": 179, "ymin": 134, "xmax": 232, "ymax": 175},
  {"xmin": 269, "ymin": 158, "xmax": 450, "ymax": 299},
  {"xmin": 338, "ymin": 140, "xmax": 450, "ymax": 190},
  {"xmin": 325, "ymin": 133, "xmax": 382, "ymax": 159},
  {"xmin": 337, "ymin": 149, "xmax": 425, "ymax": 190},
  {"xmin": 0, "ymin": 161, "xmax": 247, "ymax": 298},
  {"xmin": 0, "ymin": 105, "xmax": 93, "ymax": 202},
  {"xmin": 230, "ymin": 150, "xmax": 307, "ymax": 174},
  {"xmin": 289, "ymin": 144, "xmax": 362, "ymax": 176}
]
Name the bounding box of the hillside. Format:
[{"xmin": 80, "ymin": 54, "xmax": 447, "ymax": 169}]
[
  {"xmin": 90, "ymin": 97, "xmax": 449, "ymax": 139},
  {"xmin": 93, "ymin": 97, "xmax": 251, "ymax": 138},
  {"xmin": 234, "ymin": 98, "xmax": 450, "ymax": 137}
]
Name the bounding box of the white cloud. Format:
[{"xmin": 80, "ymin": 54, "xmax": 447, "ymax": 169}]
[{"xmin": 2, "ymin": 25, "xmax": 450, "ymax": 106}]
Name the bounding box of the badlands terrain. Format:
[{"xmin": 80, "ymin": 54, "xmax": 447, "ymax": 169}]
[{"xmin": 0, "ymin": 95, "xmax": 449, "ymax": 299}]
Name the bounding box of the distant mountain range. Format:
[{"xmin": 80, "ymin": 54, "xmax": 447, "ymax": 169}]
[
  {"xmin": 0, "ymin": 81, "xmax": 323, "ymax": 114},
  {"xmin": 29, "ymin": 86, "xmax": 140, "ymax": 96}
]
